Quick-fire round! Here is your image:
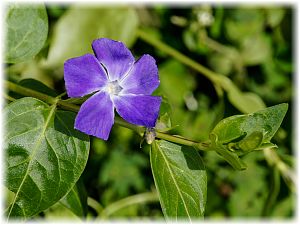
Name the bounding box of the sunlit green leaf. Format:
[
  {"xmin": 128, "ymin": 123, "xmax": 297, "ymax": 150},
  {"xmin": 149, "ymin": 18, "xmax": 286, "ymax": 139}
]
[
  {"xmin": 43, "ymin": 202, "xmax": 81, "ymax": 220},
  {"xmin": 45, "ymin": 6, "xmax": 139, "ymax": 68},
  {"xmin": 227, "ymin": 86, "xmax": 266, "ymax": 114},
  {"xmin": 241, "ymin": 34, "xmax": 271, "ymax": 66},
  {"xmin": 212, "ymin": 103, "xmax": 288, "ymax": 144},
  {"xmin": 209, "ymin": 103, "xmax": 288, "ymax": 167},
  {"xmin": 265, "ymin": 8, "xmax": 285, "ymax": 27},
  {"xmin": 4, "ymin": 97, "xmax": 90, "ymax": 219},
  {"xmin": 183, "ymin": 29, "xmax": 199, "ymax": 52},
  {"xmin": 6, "ymin": 59, "xmax": 54, "ymax": 87},
  {"xmin": 5, "ymin": 4, "xmax": 48, "ymax": 63},
  {"xmin": 271, "ymin": 195, "xmax": 295, "ymax": 217},
  {"xmin": 208, "ymin": 52, "xmax": 234, "ymax": 75},
  {"xmin": 150, "ymin": 140, "xmax": 207, "ymax": 221},
  {"xmin": 225, "ymin": 8, "xmax": 264, "ymax": 43}
]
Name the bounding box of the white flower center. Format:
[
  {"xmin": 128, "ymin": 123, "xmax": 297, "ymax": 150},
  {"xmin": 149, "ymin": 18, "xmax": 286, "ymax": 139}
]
[{"xmin": 105, "ymin": 80, "xmax": 123, "ymax": 95}]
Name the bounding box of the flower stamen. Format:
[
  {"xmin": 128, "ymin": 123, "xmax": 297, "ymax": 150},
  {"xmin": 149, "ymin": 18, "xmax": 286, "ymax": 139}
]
[{"xmin": 105, "ymin": 80, "xmax": 123, "ymax": 95}]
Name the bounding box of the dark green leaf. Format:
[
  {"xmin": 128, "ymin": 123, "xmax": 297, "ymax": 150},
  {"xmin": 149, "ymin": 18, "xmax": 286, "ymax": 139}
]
[
  {"xmin": 4, "ymin": 97, "xmax": 90, "ymax": 219},
  {"xmin": 46, "ymin": 5, "xmax": 67, "ymax": 18},
  {"xmin": 18, "ymin": 79, "xmax": 58, "ymax": 97},
  {"xmin": 210, "ymin": 7, "xmax": 224, "ymax": 38},
  {"xmin": 10, "ymin": 79, "xmax": 58, "ymax": 99},
  {"xmin": 59, "ymin": 179, "xmax": 87, "ymax": 218},
  {"xmin": 5, "ymin": 4, "xmax": 48, "ymax": 63},
  {"xmin": 45, "ymin": 6, "xmax": 139, "ymax": 67},
  {"xmin": 150, "ymin": 140, "xmax": 207, "ymax": 221}
]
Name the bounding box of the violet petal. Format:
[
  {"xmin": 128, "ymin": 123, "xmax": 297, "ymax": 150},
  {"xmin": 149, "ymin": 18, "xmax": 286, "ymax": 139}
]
[
  {"xmin": 113, "ymin": 94, "xmax": 162, "ymax": 127},
  {"xmin": 64, "ymin": 54, "xmax": 108, "ymax": 98},
  {"xmin": 75, "ymin": 91, "xmax": 114, "ymax": 140},
  {"xmin": 92, "ymin": 38, "xmax": 134, "ymax": 81},
  {"xmin": 120, "ymin": 54, "xmax": 160, "ymax": 95}
]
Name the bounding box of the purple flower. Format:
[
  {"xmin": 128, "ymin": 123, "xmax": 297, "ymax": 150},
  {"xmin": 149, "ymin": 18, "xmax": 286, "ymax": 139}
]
[{"xmin": 64, "ymin": 38, "xmax": 161, "ymax": 140}]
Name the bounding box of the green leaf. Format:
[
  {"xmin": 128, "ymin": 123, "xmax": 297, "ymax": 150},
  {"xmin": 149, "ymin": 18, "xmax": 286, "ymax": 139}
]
[
  {"xmin": 59, "ymin": 179, "xmax": 87, "ymax": 218},
  {"xmin": 159, "ymin": 60, "xmax": 195, "ymax": 106},
  {"xmin": 210, "ymin": 7, "xmax": 224, "ymax": 38},
  {"xmin": 209, "ymin": 133, "xmax": 247, "ymax": 170},
  {"xmin": 241, "ymin": 34, "xmax": 271, "ymax": 66},
  {"xmin": 7, "ymin": 59, "xmax": 54, "ymax": 87},
  {"xmin": 271, "ymin": 195, "xmax": 294, "ymax": 217},
  {"xmin": 265, "ymin": 7, "xmax": 285, "ymax": 28},
  {"xmin": 212, "ymin": 103, "xmax": 288, "ymax": 144},
  {"xmin": 224, "ymin": 8, "xmax": 264, "ymax": 43},
  {"xmin": 43, "ymin": 202, "xmax": 81, "ymax": 221},
  {"xmin": 155, "ymin": 96, "xmax": 174, "ymax": 132},
  {"xmin": 209, "ymin": 104, "xmax": 288, "ymax": 168},
  {"xmin": 4, "ymin": 187, "xmax": 15, "ymax": 211},
  {"xmin": 228, "ymin": 153, "xmax": 269, "ymax": 216},
  {"xmin": 208, "ymin": 52, "xmax": 234, "ymax": 76},
  {"xmin": 183, "ymin": 29, "xmax": 198, "ymax": 52},
  {"xmin": 5, "ymin": 4, "xmax": 48, "ymax": 63},
  {"xmin": 18, "ymin": 79, "xmax": 58, "ymax": 97},
  {"xmin": 45, "ymin": 6, "xmax": 139, "ymax": 68},
  {"xmin": 99, "ymin": 150, "xmax": 147, "ymax": 198},
  {"xmin": 4, "ymin": 97, "xmax": 90, "ymax": 219},
  {"xmin": 227, "ymin": 86, "xmax": 266, "ymax": 114},
  {"xmin": 150, "ymin": 140, "xmax": 207, "ymax": 221}
]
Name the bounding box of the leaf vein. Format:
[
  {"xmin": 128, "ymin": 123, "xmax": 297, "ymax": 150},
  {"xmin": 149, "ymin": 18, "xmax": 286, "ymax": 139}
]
[
  {"xmin": 156, "ymin": 142, "xmax": 192, "ymax": 221},
  {"xmin": 7, "ymin": 104, "xmax": 56, "ymax": 218}
]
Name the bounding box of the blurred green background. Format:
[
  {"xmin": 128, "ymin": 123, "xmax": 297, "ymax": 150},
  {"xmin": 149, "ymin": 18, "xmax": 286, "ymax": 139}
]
[{"xmin": 6, "ymin": 4, "xmax": 294, "ymax": 220}]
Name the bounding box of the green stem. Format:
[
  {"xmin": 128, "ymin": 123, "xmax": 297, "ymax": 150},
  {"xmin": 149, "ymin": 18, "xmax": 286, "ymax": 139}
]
[
  {"xmin": 87, "ymin": 197, "xmax": 104, "ymax": 215},
  {"xmin": 3, "ymin": 92, "xmax": 16, "ymax": 102},
  {"xmin": 5, "ymin": 80, "xmax": 209, "ymax": 150},
  {"xmin": 100, "ymin": 192, "xmax": 159, "ymax": 219},
  {"xmin": 6, "ymin": 80, "xmax": 57, "ymax": 105},
  {"xmin": 114, "ymin": 117, "xmax": 145, "ymax": 137},
  {"xmin": 264, "ymin": 148, "xmax": 295, "ymax": 192},
  {"xmin": 156, "ymin": 131, "xmax": 211, "ymax": 151},
  {"xmin": 262, "ymin": 168, "xmax": 280, "ymax": 217}
]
